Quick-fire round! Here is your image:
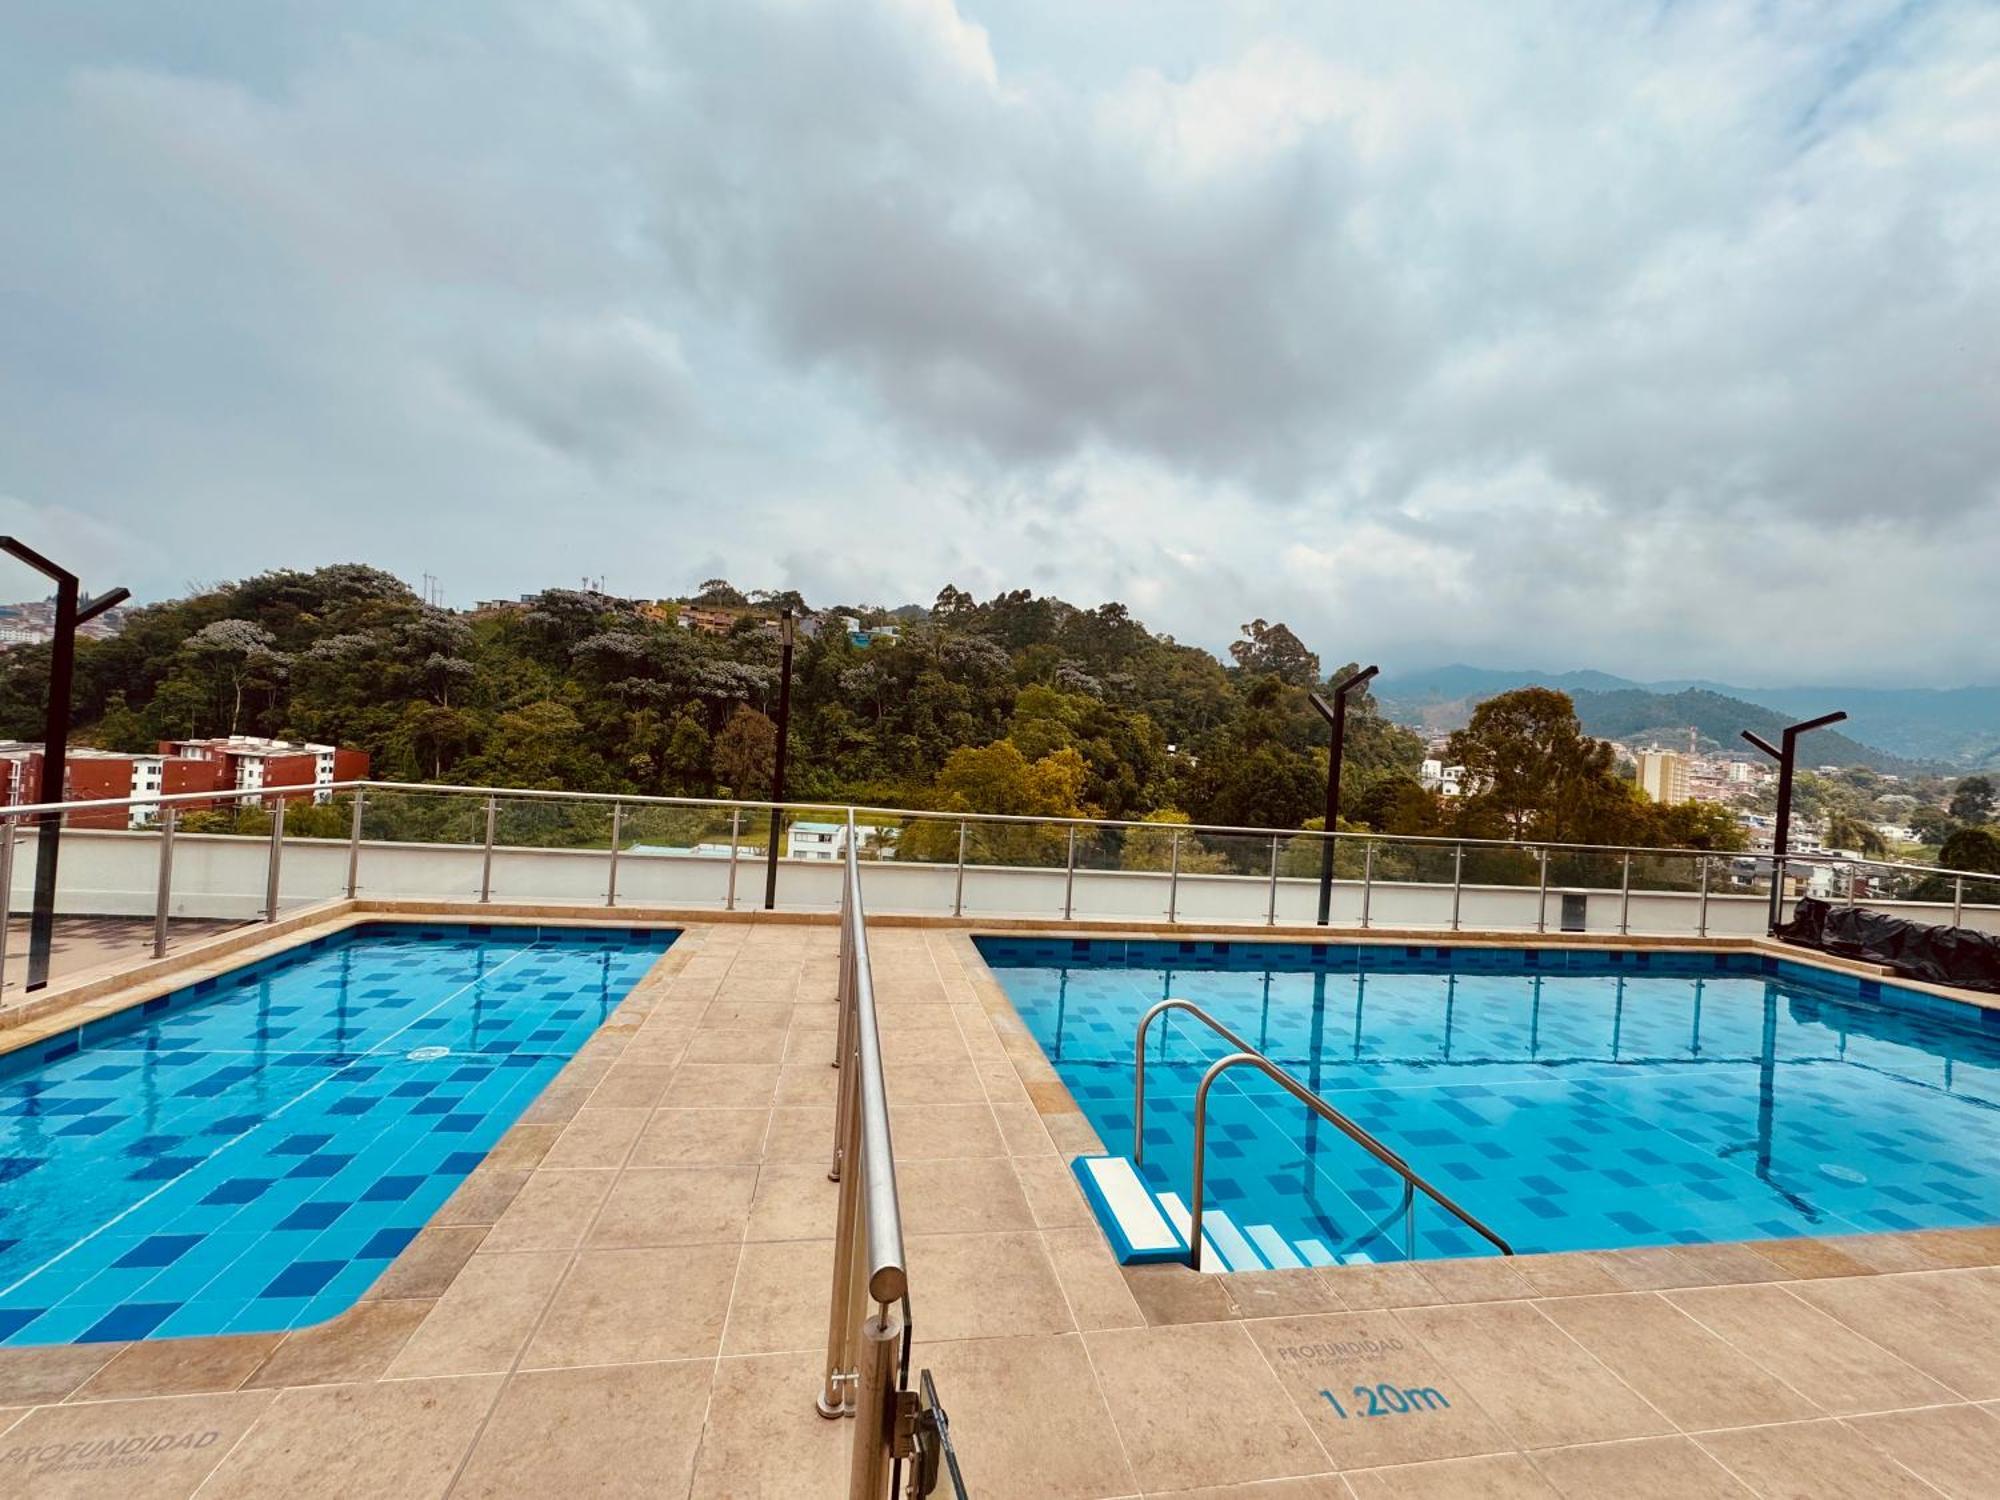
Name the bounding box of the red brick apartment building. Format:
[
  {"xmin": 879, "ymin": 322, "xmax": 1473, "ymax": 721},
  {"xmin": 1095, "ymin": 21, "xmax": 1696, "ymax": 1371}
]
[{"xmin": 0, "ymin": 737, "xmax": 369, "ymax": 828}]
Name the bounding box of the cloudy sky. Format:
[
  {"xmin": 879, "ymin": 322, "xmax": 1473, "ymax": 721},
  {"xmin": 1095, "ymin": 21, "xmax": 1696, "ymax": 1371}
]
[{"xmin": 2, "ymin": 1, "xmax": 1995, "ymax": 684}]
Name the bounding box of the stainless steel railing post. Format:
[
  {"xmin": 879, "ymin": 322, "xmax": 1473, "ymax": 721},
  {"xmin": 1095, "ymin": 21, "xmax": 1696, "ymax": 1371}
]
[
  {"xmin": 1265, "ymin": 835, "xmax": 1280, "ymax": 926},
  {"xmin": 1450, "ymin": 843, "xmax": 1463, "ymax": 931},
  {"xmin": 345, "ymin": 790, "xmax": 365, "ymax": 899},
  {"xmin": 1062, "ymin": 825, "xmax": 1077, "ymax": 921},
  {"xmin": 1697, "ymin": 856, "xmax": 1710, "ymax": 938},
  {"xmin": 1167, "ymin": 830, "xmax": 1181, "ymax": 924},
  {"xmin": 819, "ymin": 1064, "xmax": 864, "ymax": 1417},
  {"xmin": 1618, "ymin": 853, "xmax": 1632, "ymax": 935},
  {"xmin": 0, "ymin": 817, "xmax": 15, "ymax": 997},
  {"xmin": 847, "ymin": 1307, "xmax": 899, "ymax": 1495},
  {"xmin": 726, "ymin": 808, "xmax": 741, "ymax": 911},
  {"xmin": 952, "ymin": 820, "xmax": 967, "ymax": 917},
  {"xmin": 152, "ymin": 808, "xmax": 177, "ymax": 958},
  {"xmin": 263, "ymin": 801, "xmax": 286, "ymax": 922},
  {"xmin": 606, "ymin": 801, "xmax": 623, "ymax": 907},
  {"xmin": 479, "ymin": 796, "xmax": 497, "ymax": 903},
  {"xmin": 1954, "ymin": 875, "xmax": 1964, "ymax": 927},
  {"xmin": 1536, "ymin": 846, "xmax": 1549, "ymax": 933},
  {"xmin": 1361, "ymin": 840, "xmax": 1375, "ymax": 930}
]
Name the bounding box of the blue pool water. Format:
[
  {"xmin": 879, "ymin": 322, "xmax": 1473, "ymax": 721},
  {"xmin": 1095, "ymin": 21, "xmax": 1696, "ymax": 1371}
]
[
  {"xmin": 0, "ymin": 922, "xmax": 673, "ymax": 1345},
  {"xmin": 980, "ymin": 938, "xmax": 2000, "ymax": 1267}
]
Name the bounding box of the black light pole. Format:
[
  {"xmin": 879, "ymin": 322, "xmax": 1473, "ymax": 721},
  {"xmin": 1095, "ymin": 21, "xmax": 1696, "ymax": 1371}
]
[
  {"xmin": 1307, "ymin": 664, "xmax": 1379, "ymax": 926},
  {"xmin": 0, "ymin": 537, "xmax": 129, "ymax": 991},
  {"xmin": 1741, "ymin": 709, "xmax": 1846, "ymax": 936},
  {"xmin": 763, "ymin": 608, "xmax": 795, "ymax": 910}
]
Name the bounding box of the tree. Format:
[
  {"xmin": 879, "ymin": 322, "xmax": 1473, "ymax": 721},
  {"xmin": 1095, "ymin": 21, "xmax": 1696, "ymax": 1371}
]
[
  {"xmin": 904, "ymin": 739, "xmax": 1090, "ymax": 864},
  {"xmin": 1910, "ymin": 804, "xmax": 1957, "ymax": 847},
  {"xmin": 1228, "ymin": 619, "xmax": 1319, "ymax": 687},
  {"xmin": 179, "ymin": 618, "xmax": 286, "ymax": 732},
  {"xmin": 1918, "ymin": 827, "xmax": 2000, "ymax": 906},
  {"xmin": 712, "ymin": 705, "xmax": 777, "ymax": 795},
  {"xmin": 1445, "ymin": 688, "xmax": 1621, "ymax": 842},
  {"xmin": 468, "ymin": 700, "xmax": 590, "ymax": 789},
  {"xmin": 1949, "ymin": 776, "xmax": 1995, "ymax": 825},
  {"xmin": 1822, "ymin": 810, "xmax": 1888, "ymax": 858}
]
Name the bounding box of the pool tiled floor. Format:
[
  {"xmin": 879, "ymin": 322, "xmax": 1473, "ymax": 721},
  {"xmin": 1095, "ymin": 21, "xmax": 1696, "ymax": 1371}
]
[{"xmin": 1, "ymin": 918, "xmax": 2000, "ymax": 1497}]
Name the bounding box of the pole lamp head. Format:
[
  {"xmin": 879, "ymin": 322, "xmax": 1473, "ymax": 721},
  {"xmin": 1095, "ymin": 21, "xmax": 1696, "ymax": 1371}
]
[{"xmin": 1337, "ymin": 664, "xmax": 1381, "ymax": 699}]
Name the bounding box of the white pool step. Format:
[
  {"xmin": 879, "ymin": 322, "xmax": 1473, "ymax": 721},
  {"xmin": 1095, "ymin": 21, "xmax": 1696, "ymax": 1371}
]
[{"xmin": 1070, "ymin": 1154, "xmax": 1364, "ymax": 1272}]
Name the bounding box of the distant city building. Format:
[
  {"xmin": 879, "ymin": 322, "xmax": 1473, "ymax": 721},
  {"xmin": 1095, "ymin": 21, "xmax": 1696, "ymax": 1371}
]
[
  {"xmin": 839, "ymin": 616, "xmax": 900, "ymax": 649},
  {"xmin": 1636, "ymin": 750, "xmax": 1691, "ymax": 805},
  {"xmin": 0, "ymin": 596, "xmax": 131, "ymax": 650},
  {"xmin": 164, "ymin": 736, "xmax": 370, "ymax": 809},
  {"xmin": 1419, "ymin": 759, "xmax": 1467, "ymax": 797},
  {"xmin": 0, "ymin": 737, "xmax": 371, "ymax": 828},
  {"xmin": 678, "ymin": 605, "xmax": 741, "ymax": 635},
  {"xmin": 786, "ymin": 820, "xmax": 850, "ymax": 860}
]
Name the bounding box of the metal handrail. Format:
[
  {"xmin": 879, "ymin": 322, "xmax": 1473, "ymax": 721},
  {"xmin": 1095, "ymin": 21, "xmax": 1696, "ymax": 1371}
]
[
  {"xmin": 1133, "ymin": 999, "xmax": 1512, "ymax": 1268},
  {"xmin": 3, "ymin": 776, "xmax": 1998, "ymax": 887},
  {"xmin": 817, "ymin": 812, "xmax": 908, "ymax": 1499}
]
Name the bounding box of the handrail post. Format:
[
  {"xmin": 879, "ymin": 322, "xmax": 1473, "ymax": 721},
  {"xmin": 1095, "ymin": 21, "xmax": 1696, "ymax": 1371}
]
[
  {"xmin": 1450, "ymin": 843, "xmax": 1463, "ymax": 931},
  {"xmin": 1063, "ymin": 824, "xmax": 1077, "ymax": 921},
  {"xmin": 1954, "ymin": 875, "xmax": 1964, "ymax": 927},
  {"xmin": 263, "ymin": 800, "xmax": 286, "ymax": 922},
  {"xmin": 479, "ymin": 795, "xmax": 497, "ymax": 903},
  {"xmin": 152, "ymin": 808, "xmax": 177, "ymax": 958},
  {"xmin": 1167, "ymin": 830, "xmax": 1181, "ymax": 924},
  {"xmin": 606, "ymin": 801, "xmax": 622, "ymax": 907},
  {"xmin": 726, "ymin": 808, "xmax": 741, "ymax": 911},
  {"xmin": 0, "ymin": 816, "xmax": 15, "ymax": 997},
  {"xmin": 952, "ymin": 820, "xmax": 967, "ymax": 917},
  {"xmin": 1360, "ymin": 840, "xmax": 1375, "ymax": 930},
  {"xmin": 1618, "ymin": 852, "xmax": 1632, "ymax": 935},
  {"xmin": 848, "ymin": 1307, "xmax": 899, "ymax": 1495},
  {"xmin": 1265, "ymin": 835, "xmax": 1280, "ymax": 926},
  {"xmin": 1536, "ymin": 846, "xmax": 1549, "ymax": 934},
  {"xmin": 1697, "ymin": 855, "xmax": 1710, "ymax": 938},
  {"xmin": 345, "ymin": 790, "xmax": 365, "ymax": 900},
  {"xmin": 819, "ymin": 1059, "xmax": 863, "ymax": 1417}
]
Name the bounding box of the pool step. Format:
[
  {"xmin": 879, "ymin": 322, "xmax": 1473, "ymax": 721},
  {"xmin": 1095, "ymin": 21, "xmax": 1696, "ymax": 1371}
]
[{"xmin": 1071, "ymin": 1155, "xmax": 1371, "ymax": 1274}]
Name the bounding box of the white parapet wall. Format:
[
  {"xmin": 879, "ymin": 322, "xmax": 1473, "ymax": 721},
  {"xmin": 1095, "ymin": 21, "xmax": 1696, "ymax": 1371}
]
[{"xmin": 7, "ymin": 827, "xmax": 1997, "ymax": 940}]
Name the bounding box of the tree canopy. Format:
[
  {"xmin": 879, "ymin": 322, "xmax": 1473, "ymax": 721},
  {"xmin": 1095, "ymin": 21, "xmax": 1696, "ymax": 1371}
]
[{"xmin": 0, "ymin": 564, "xmax": 1737, "ymax": 859}]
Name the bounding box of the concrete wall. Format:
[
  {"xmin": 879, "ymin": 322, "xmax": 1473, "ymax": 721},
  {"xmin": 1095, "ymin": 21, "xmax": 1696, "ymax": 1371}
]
[{"xmin": 8, "ymin": 827, "xmax": 1998, "ymax": 940}]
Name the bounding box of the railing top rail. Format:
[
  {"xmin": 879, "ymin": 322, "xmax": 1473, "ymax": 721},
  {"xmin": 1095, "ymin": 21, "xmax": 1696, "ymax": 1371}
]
[
  {"xmin": 844, "ymin": 813, "xmax": 906, "ymax": 1305},
  {"xmin": 2, "ymin": 776, "xmax": 1991, "ymax": 887}
]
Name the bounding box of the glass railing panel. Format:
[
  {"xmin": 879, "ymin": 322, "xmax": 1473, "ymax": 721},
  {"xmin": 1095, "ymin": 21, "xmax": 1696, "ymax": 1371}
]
[
  {"xmin": 354, "ymin": 787, "xmax": 486, "ymax": 901},
  {"xmin": 855, "ymin": 811, "xmax": 956, "ymax": 917},
  {"xmin": 616, "ymin": 801, "xmax": 743, "ymax": 910}
]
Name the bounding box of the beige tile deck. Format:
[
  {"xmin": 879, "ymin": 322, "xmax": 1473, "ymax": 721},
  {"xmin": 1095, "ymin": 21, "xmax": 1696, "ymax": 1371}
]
[{"xmin": 3, "ymin": 916, "xmax": 2000, "ymax": 1499}]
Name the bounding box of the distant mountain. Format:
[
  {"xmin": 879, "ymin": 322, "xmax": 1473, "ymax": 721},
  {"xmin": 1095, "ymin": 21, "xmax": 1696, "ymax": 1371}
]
[{"xmin": 1377, "ymin": 666, "xmax": 1987, "ymax": 772}]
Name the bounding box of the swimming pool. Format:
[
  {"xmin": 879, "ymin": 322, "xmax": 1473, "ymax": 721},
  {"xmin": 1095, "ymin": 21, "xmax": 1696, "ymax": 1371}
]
[
  {"xmin": 979, "ymin": 938, "xmax": 2000, "ymax": 1269},
  {"xmin": 0, "ymin": 921, "xmax": 673, "ymax": 1345}
]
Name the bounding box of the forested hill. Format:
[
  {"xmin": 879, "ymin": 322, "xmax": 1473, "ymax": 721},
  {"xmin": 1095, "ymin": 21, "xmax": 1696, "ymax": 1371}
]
[
  {"xmin": 1566, "ymin": 689, "xmax": 1930, "ymax": 775},
  {"xmin": 1379, "ymin": 666, "xmax": 1984, "ymax": 770},
  {"xmin": 0, "ymin": 565, "xmax": 1429, "ymax": 830}
]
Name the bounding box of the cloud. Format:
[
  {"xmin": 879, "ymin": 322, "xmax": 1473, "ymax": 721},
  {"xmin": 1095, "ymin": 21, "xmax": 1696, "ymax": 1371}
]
[{"xmin": 0, "ymin": 0, "xmax": 1994, "ymax": 683}]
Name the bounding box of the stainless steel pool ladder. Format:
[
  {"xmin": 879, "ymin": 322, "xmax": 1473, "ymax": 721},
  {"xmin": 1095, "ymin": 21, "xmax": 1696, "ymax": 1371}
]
[{"xmin": 1133, "ymin": 999, "xmax": 1514, "ymax": 1269}]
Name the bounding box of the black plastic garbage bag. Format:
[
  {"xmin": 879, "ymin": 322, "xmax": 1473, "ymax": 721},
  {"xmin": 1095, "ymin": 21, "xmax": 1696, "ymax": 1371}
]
[{"xmin": 1778, "ymin": 897, "xmax": 2000, "ymax": 995}]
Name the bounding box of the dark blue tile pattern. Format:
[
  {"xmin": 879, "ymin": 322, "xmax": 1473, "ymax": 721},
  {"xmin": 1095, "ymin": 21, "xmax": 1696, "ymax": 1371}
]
[
  {"xmin": 977, "ymin": 938, "xmax": 2000, "ymax": 1265},
  {"xmin": 0, "ymin": 923, "xmax": 674, "ymax": 1345}
]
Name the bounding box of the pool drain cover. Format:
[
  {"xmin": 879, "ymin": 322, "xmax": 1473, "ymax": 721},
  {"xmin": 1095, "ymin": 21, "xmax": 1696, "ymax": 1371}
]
[{"xmin": 405, "ymin": 1045, "xmax": 450, "ymax": 1062}]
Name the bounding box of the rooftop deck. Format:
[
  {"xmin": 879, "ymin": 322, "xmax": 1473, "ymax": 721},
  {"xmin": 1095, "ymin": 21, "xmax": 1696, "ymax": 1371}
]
[{"xmin": 2, "ymin": 914, "xmax": 2000, "ymax": 1497}]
